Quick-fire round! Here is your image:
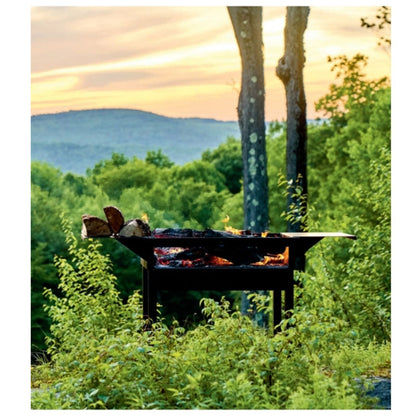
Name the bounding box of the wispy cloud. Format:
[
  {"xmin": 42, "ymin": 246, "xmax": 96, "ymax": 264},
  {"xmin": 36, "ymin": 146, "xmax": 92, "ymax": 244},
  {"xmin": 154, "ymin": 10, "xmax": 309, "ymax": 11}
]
[{"xmin": 31, "ymin": 6, "xmax": 390, "ymax": 120}]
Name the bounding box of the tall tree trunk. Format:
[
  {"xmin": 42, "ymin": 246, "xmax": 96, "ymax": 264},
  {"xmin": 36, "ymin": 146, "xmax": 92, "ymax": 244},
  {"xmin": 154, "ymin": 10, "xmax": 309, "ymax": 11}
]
[
  {"xmin": 228, "ymin": 6, "xmax": 269, "ymax": 326},
  {"xmin": 276, "ymin": 6, "xmax": 310, "ymax": 233},
  {"xmin": 228, "ymin": 6, "xmax": 268, "ymax": 233}
]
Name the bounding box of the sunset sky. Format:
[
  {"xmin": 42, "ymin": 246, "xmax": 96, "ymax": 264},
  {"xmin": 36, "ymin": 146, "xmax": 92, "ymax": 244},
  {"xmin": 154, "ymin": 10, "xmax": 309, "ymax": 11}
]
[{"xmin": 31, "ymin": 5, "xmax": 391, "ymax": 121}]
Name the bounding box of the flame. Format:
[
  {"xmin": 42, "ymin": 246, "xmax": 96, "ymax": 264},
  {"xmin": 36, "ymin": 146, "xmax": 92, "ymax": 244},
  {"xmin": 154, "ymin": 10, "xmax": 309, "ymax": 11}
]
[
  {"xmin": 221, "ymin": 215, "xmax": 230, "ymax": 224},
  {"xmin": 222, "ymin": 215, "xmax": 244, "ymax": 235},
  {"xmin": 222, "ymin": 215, "xmax": 271, "ymax": 237},
  {"xmin": 200, "ymin": 255, "xmax": 233, "ymax": 266},
  {"xmin": 251, "ymin": 247, "xmax": 289, "ymax": 266},
  {"xmin": 225, "ymin": 225, "xmax": 244, "ymax": 235},
  {"xmin": 141, "ymin": 213, "xmax": 149, "ymax": 223}
]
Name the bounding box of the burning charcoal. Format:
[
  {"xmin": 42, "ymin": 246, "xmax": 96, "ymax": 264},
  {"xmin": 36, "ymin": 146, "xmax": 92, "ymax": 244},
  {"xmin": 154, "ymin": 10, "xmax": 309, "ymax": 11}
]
[
  {"xmin": 191, "ymin": 258, "xmax": 207, "ymax": 267},
  {"xmin": 176, "ymin": 248, "xmax": 206, "ymax": 260},
  {"xmin": 241, "ymin": 230, "xmax": 253, "ymax": 236},
  {"xmin": 203, "ymin": 255, "xmax": 233, "ymax": 266},
  {"xmin": 156, "ymin": 248, "xmax": 187, "ymax": 262},
  {"xmin": 192, "ymin": 230, "xmax": 208, "ymax": 238},
  {"xmin": 164, "ymin": 260, "xmax": 184, "ymax": 267},
  {"xmin": 152, "ymin": 228, "xmax": 168, "ymax": 236},
  {"xmin": 152, "ymin": 228, "xmax": 193, "ymax": 237},
  {"xmin": 213, "ymin": 248, "xmax": 264, "ymax": 265},
  {"xmin": 175, "ymin": 228, "xmax": 194, "ymax": 237},
  {"xmin": 202, "ymin": 229, "xmax": 229, "ymax": 238},
  {"xmin": 156, "ymin": 248, "xmax": 207, "ymax": 264}
]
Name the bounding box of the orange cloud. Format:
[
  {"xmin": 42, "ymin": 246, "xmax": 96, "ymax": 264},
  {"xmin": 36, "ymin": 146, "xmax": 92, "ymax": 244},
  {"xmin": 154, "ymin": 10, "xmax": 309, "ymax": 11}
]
[{"xmin": 31, "ymin": 6, "xmax": 390, "ymax": 120}]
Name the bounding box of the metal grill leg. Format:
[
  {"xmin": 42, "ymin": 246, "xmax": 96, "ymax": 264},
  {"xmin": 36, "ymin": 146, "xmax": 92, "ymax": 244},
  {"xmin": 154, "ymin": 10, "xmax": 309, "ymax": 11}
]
[
  {"xmin": 142, "ymin": 266, "xmax": 157, "ymax": 328},
  {"xmin": 142, "ymin": 266, "xmax": 149, "ymax": 319},
  {"xmin": 273, "ymin": 289, "xmax": 282, "ymax": 332},
  {"xmin": 285, "ymin": 281, "xmax": 294, "ymax": 318},
  {"xmin": 148, "ymin": 270, "xmax": 157, "ymax": 323},
  {"xmin": 273, "ymin": 271, "xmax": 295, "ymax": 333}
]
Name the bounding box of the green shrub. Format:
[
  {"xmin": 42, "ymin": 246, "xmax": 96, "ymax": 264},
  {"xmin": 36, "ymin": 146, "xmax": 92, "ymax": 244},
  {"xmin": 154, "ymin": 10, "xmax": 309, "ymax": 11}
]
[{"xmin": 32, "ymin": 224, "xmax": 390, "ymax": 409}]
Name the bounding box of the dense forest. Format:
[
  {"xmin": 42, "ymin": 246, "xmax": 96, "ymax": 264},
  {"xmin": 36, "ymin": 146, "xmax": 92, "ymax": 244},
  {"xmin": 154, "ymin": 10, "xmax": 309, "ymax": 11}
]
[{"xmin": 31, "ymin": 51, "xmax": 390, "ymax": 409}]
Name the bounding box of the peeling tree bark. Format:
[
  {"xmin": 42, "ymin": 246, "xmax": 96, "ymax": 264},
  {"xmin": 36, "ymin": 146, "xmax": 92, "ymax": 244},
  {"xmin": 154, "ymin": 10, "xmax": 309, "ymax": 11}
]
[
  {"xmin": 228, "ymin": 6, "xmax": 269, "ymax": 234},
  {"xmin": 228, "ymin": 6, "xmax": 269, "ymax": 326},
  {"xmin": 276, "ymin": 6, "xmax": 310, "ymax": 232}
]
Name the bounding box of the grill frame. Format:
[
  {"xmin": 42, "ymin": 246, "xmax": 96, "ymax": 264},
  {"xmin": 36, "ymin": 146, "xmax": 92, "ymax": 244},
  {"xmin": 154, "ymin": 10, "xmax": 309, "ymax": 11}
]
[{"xmin": 113, "ymin": 232, "xmax": 355, "ymax": 330}]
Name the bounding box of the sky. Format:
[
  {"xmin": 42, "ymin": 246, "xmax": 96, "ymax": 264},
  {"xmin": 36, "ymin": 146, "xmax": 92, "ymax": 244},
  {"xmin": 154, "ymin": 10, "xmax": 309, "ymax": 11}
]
[{"xmin": 31, "ymin": 5, "xmax": 391, "ymax": 121}]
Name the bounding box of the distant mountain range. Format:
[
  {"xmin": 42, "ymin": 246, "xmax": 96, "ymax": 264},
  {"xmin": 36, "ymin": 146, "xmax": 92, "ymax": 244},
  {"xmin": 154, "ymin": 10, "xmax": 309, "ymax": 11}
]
[{"xmin": 31, "ymin": 109, "xmax": 241, "ymax": 174}]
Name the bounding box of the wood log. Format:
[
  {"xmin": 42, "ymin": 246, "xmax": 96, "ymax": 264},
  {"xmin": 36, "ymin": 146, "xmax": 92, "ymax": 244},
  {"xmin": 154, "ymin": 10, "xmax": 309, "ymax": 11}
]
[
  {"xmin": 119, "ymin": 219, "xmax": 151, "ymax": 237},
  {"xmin": 103, "ymin": 205, "xmax": 125, "ymax": 234},
  {"xmin": 81, "ymin": 215, "xmax": 112, "ymax": 239}
]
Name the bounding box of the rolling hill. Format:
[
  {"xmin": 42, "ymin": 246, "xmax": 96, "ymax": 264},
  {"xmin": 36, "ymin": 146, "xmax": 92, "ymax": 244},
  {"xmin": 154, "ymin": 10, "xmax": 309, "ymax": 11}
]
[{"xmin": 31, "ymin": 109, "xmax": 241, "ymax": 174}]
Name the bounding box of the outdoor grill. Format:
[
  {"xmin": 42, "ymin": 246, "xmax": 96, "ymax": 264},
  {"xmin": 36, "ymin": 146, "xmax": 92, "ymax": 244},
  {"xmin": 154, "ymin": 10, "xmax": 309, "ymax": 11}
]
[
  {"xmin": 81, "ymin": 207, "xmax": 356, "ymax": 331},
  {"xmin": 115, "ymin": 232, "xmax": 355, "ymax": 329}
]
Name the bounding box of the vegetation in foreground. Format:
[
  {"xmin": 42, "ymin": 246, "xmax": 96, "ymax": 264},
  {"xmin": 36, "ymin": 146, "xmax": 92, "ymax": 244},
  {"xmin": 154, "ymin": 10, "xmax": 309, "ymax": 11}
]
[{"xmin": 31, "ymin": 223, "xmax": 390, "ymax": 409}]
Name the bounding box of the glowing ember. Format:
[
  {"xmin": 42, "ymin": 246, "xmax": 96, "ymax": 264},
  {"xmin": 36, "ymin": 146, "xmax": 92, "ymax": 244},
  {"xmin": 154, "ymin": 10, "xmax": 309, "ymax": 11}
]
[
  {"xmin": 151, "ymin": 218, "xmax": 289, "ymax": 267},
  {"xmin": 155, "ymin": 247, "xmax": 234, "ymax": 267},
  {"xmin": 154, "ymin": 245, "xmax": 289, "ymax": 267},
  {"xmin": 206, "ymin": 256, "xmax": 234, "ymax": 266}
]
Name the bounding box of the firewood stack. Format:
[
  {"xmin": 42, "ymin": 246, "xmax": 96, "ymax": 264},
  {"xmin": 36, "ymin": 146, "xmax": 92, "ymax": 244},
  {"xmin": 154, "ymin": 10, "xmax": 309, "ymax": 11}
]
[{"xmin": 81, "ymin": 206, "xmax": 151, "ymax": 239}]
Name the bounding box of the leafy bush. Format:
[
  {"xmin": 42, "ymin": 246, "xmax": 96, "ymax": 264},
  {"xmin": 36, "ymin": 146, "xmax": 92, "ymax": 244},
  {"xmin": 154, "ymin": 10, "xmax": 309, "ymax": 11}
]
[{"xmin": 31, "ymin": 223, "xmax": 390, "ymax": 409}]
